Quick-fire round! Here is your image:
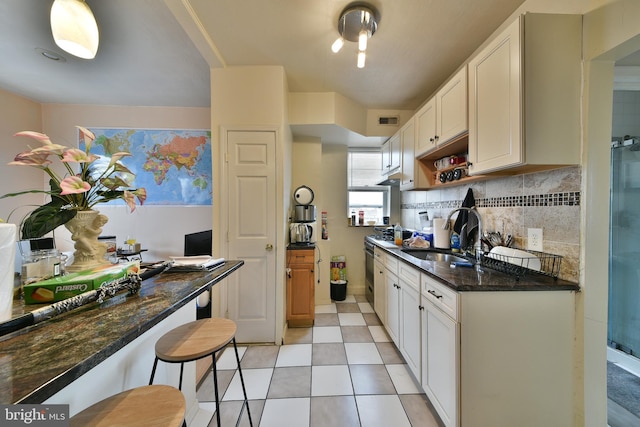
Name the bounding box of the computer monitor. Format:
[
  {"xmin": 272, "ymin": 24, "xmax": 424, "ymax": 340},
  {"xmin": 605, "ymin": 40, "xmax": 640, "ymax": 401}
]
[{"xmin": 184, "ymin": 230, "xmax": 212, "ymax": 256}]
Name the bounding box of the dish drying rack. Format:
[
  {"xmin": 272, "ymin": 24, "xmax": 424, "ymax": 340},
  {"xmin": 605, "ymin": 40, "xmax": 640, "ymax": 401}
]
[{"xmin": 478, "ymin": 248, "xmax": 563, "ymax": 280}]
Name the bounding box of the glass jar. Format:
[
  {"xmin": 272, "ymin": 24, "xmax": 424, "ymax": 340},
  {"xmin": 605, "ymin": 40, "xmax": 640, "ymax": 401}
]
[{"xmin": 21, "ymin": 249, "xmax": 64, "ymax": 287}]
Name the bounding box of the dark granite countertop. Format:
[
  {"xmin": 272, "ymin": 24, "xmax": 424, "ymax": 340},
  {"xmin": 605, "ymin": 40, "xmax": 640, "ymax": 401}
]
[
  {"xmin": 287, "ymin": 243, "xmax": 316, "ymax": 250},
  {"xmin": 367, "ymin": 237, "xmax": 579, "ymax": 292},
  {"xmin": 0, "ymin": 260, "xmax": 243, "ymax": 404}
]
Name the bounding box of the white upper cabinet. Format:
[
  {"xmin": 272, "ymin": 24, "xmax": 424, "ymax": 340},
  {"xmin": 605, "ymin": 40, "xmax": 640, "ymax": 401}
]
[
  {"xmin": 467, "ymin": 13, "xmax": 581, "ymax": 175},
  {"xmin": 381, "ymin": 133, "xmax": 401, "ymax": 175},
  {"xmin": 416, "ymin": 66, "xmax": 468, "ymax": 158},
  {"xmin": 415, "ymin": 97, "xmax": 437, "ymax": 156},
  {"xmin": 436, "ymin": 66, "xmax": 468, "ymax": 146}
]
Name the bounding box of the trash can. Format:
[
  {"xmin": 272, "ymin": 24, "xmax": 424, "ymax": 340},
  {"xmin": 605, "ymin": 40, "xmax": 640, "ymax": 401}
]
[
  {"xmin": 330, "ymin": 255, "xmax": 347, "ymax": 301},
  {"xmin": 330, "ymin": 280, "xmax": 347, "ymax": 301}
]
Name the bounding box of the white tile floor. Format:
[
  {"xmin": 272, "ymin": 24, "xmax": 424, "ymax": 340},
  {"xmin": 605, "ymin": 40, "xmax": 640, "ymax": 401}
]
[{"xmin": 197, "ymin": 295, "xmax": 443, "ymax": 427}]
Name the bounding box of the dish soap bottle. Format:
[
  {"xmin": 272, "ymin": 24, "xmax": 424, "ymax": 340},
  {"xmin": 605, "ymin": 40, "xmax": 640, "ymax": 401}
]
[
  {"xmin": 450, "ymin": 232, "xmax": 461, "ymax": 253},
  {"xmin": 394, "ymin": 224, "xmax": 403, "ymax": 246}
]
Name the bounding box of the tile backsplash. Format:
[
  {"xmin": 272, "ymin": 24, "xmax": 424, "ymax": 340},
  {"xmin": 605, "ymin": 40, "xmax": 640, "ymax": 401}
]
[{"xmin": 400, "ymin": 166, "xmax": 581, "ymax": 283}]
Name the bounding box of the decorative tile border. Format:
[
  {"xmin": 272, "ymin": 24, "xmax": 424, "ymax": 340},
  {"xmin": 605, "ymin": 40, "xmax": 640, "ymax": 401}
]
[{"xmin": 402, "ymin": 191, "xmax": 581, "ymax": 210}]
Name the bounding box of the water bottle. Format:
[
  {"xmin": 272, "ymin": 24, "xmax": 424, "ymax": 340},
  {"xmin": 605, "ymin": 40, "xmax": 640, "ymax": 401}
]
[{"xmin": 394, "ymin": 224, "xmax": 403, "ymax": 246}]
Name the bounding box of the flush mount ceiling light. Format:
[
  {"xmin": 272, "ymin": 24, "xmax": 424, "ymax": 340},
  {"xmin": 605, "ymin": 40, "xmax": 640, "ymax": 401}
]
[
  {"xmin": 50, "ymin": 0, "xmax": 99, "ymax": 59},
  {"xmin": 331, "ymin": 3, "xmax": 379, "ymax": 68}
]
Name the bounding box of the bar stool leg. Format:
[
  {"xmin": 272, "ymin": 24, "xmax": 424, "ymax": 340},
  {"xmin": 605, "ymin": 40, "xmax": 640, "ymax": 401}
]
[
  {"xmin": 212, "ymin": 353, "xmax": 221, "ymax": 427},
  {"xmin": 178, "ymin": 362, "xmax": 184, "ymax": 391},
  {"xmin": 233, "ymin": 338, "xmax": 253, "ymax": 427},
  {"xmin": 149, "ymin": 356, "xmax": 159, "ymax": 385}
]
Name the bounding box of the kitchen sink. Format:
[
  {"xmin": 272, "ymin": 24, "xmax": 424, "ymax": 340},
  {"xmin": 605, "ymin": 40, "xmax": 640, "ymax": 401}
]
[{"xmin": 402, "ymin": 249, "xmax": 470, "ymax": 264}]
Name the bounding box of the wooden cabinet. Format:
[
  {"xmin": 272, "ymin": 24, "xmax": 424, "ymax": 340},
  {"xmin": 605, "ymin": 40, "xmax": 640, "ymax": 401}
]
[
  {"xmin": 467, "ymin": 13, "xmax": 581, "ymax": 175},
  {"xmin": 286, "ymin": 249, "xmax": 315, "ymax": 327},
  {"xmin": 381, "ymin": 133, "xmax": 401, "ymax": 175},
  {"xmin": 415, "ymin": 66, "xmax": 468, "ymax": 158}
]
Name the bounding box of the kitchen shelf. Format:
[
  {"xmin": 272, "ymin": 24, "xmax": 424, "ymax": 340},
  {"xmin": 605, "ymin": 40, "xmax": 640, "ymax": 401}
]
[{"xmin": 416, "ymin": 133, "xmax": 488, "ymax": 188}]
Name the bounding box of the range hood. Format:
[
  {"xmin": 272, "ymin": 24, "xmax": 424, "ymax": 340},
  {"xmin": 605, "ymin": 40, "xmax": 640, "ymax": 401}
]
[{"xmin": 377, "ymin": 171, "xmax": 401, "ymax": 186}]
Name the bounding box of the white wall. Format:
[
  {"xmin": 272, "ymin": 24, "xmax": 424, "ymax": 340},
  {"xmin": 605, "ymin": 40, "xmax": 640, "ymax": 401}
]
[
  {"xmin": 39, "ymin": 103, "xmax": 212, "ymax": 262},
  {"xmin": 0, "ymin": 90, "xmax": 45, "ymax": 234},
  {"xmin": 612, "ymin": 90, "xmax": 640, "ymax": 138}
]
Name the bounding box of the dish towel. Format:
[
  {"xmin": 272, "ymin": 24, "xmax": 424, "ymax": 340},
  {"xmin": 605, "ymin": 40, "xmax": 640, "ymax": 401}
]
[{"xmin": 453, "ymin": 188, "xmax": 478, "ymax": 251}]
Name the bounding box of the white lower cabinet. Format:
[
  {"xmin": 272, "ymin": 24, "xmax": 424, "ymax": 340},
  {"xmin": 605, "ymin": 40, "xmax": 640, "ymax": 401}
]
[
  {"xmin": 399, "ymin": 263, "xmax": 422, "ymax": 379},
  {"xmin": 373, "ymin": 256, "xmax": 386, "ymax": 325},
  {"xmin": 375, "ymin": 254, "xmax": 575, "ymax": 427},
  {"xmin": 421, "ymin": 274, "xmax": 459, "ymax": 427},
  {"xmin": 385, "ymin": 271, "xmax": 400, "ymax": 346},
  {"xmin": 422, "ymin": 294, "xmax": 459, "ymax": 427}
]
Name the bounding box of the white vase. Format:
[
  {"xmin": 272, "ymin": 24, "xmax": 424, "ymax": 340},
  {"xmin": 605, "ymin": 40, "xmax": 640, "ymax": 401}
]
[{"xmin": 65, "ymin": 210, "xmax": 110, "ymax": 272}]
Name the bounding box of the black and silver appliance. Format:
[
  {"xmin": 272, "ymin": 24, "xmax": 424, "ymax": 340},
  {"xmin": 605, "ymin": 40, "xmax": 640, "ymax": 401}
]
[
  {"xmin": 364, "ymin": 237, "xmax": 375, "ymax": 305},
  {"xmin": 293, "ymin": 185, "xmax": 316, "ymax": 222},
  {"xmin": 291, "ymin": 185, "xmax": 318, "ymax": 244}
]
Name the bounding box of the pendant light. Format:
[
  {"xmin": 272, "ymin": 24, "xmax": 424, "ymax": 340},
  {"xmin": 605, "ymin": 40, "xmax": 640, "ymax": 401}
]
[
  {"xmin": 50, "ymin": 0, "xmax": 99, "ymax": 60},
  {"xmin": 330, "ymin": 4, "xmax": 379, "ymax": 68}
]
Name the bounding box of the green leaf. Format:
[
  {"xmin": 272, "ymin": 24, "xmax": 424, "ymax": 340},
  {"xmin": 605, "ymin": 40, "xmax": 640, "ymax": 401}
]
[{"xmin": 21, "ymin": 204, "xmax": 76, "ymax": 239}]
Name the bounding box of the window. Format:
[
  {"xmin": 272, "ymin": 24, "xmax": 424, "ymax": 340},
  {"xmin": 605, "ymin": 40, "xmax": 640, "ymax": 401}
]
[{"xmin": 348, "ymin": 150, "xmax": 388, "ymax": 223}]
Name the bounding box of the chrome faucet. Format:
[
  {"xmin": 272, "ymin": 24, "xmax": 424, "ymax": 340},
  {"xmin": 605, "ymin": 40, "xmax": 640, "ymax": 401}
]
[{"xmin": 443, "ymin": 207, "xmax": 483, "ymax": 262}]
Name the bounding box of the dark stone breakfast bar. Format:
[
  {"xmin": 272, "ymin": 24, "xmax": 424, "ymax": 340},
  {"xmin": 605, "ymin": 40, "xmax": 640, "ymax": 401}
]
[{"xmin": 0, "ymin": 260, "xmax": 243, "ymax": 420}]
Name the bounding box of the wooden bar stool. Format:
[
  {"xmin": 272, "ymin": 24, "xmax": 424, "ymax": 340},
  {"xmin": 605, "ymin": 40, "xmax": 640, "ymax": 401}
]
[
  {"xmin": 70, "ymin": 385, "xmax": 185, "ymax": 427},
  {"xmin": 149, "ymin": 318, "xmax": 252, "ymax": 427}
]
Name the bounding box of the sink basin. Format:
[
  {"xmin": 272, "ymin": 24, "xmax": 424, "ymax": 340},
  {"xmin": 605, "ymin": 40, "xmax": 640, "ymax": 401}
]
[{"xmin": 402, "ymin": 249, "xmax": 470, "ymax": 264}]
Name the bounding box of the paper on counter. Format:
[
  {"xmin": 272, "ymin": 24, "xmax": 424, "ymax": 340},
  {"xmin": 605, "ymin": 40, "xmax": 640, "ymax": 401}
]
[{"xmin": 168, "ymin": 255, "xmax": 225, "ymax": 271}]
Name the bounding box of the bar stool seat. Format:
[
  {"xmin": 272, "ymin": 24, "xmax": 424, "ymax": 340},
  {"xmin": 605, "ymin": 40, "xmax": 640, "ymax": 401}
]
[
  {"xmin": 149, "ymin": 318, "xmax": 252, "ymax": 427},
  {"xmin": 70, "ymin": 385, "xmax": 185, "ymax": 427}
]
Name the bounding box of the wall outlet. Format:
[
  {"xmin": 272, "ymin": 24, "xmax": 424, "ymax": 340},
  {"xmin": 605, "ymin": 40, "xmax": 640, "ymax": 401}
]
[{"xmin": 528, "ymin": 228, "xmax": 543, "ymax": 251}]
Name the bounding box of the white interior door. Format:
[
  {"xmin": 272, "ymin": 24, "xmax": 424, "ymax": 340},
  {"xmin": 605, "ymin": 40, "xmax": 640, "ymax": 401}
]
[{"xmin": 226, "ymin": 130, "xmax": 276, "ymax": 343}]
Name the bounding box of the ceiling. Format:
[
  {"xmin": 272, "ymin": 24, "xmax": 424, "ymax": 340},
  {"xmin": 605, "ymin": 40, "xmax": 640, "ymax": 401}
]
[{"xmin": 0, "ymin": 0, "xmax": 535, "ymax": 146}]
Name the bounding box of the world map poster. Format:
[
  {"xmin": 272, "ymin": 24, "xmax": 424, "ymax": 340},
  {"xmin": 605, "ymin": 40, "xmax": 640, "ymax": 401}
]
[{"xmin": 80, "ymin": 128, "xmax": 212, "ymax": 205}]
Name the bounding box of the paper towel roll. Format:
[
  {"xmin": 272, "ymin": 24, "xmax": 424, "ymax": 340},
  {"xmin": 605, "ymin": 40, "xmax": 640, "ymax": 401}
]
[
  {"xmin": 433, "ymin": 218, "xmax": 451, "ymax": 249},
  {"xmin": 0, "ymin": 224, "xmax": 17, "ymax": 322}
]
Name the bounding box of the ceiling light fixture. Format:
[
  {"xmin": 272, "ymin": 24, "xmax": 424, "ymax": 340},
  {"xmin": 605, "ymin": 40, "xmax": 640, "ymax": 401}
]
[
  {"xmin": 50, "ymin": 0, "xmax": 99, "ymax": 60},
  {"xmin": 331, "ymin": 3, "xmax": 379, "ymax": 68}
]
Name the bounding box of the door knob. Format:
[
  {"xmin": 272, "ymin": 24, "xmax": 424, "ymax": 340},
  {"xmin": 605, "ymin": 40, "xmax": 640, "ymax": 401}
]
[{"xmin": 266, "ymin": 244, "xmax": 273, "ymax": 251}]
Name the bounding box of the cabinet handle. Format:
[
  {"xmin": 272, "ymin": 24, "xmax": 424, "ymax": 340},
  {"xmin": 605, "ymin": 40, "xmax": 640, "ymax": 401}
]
[
  {"xmin": 467, "ymin": 162, "xmax": 473, "ymax": 168},
  {"xmin": 418, "ymin": 305, "xmax": 424, "ymax": 311},
  {"xmin": 435, "ymin": 135, "xmax": 439, "ymax": 140},
  {"xmin": 429, "ymin": 137, "xmax": 435, "ymax": 142},
  {"xmin": 428, "ymin": 289, "xmax": 443, "ymax": 299}
]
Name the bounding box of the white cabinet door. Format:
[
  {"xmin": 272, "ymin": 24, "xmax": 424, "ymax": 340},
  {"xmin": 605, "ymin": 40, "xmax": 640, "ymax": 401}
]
[
  {"xmin": 415, "ymin": 97, "xmax": 437, "ymax": 157},
  {"xmin": 389, "ymin": 133, "xmax": 401, "ymax": 172},
  {"xmin": 385, "ymin": 271, "xmax": 400, "ymax": 346},
  {"xmin": 422, "ymin": 296, "xmax": 459, "ymax": 427},
  {"xmin": 374, "ymin": 258, "xmax": 386, "ymax": 324},
  {"xmin": 468, "ymin": 14, "xmax": 580, "ymax": 176},
  {"xmin": 436, "ymin": 66, "xmax": 468, "ymax": 144},
  {"xmin": 468, "ymin": 16, "xmax": 522, "ymax": 175},
  {"xmin": 381, "ymin": 133, "xmax": 401, "ymax": 176},
  {"xmin": 400, "ymin": 119, "xmax": 416, "ymax": 190},
  {"xmin": 400, "ymin": 282, "xmax": 421, "ymax": 380}
]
